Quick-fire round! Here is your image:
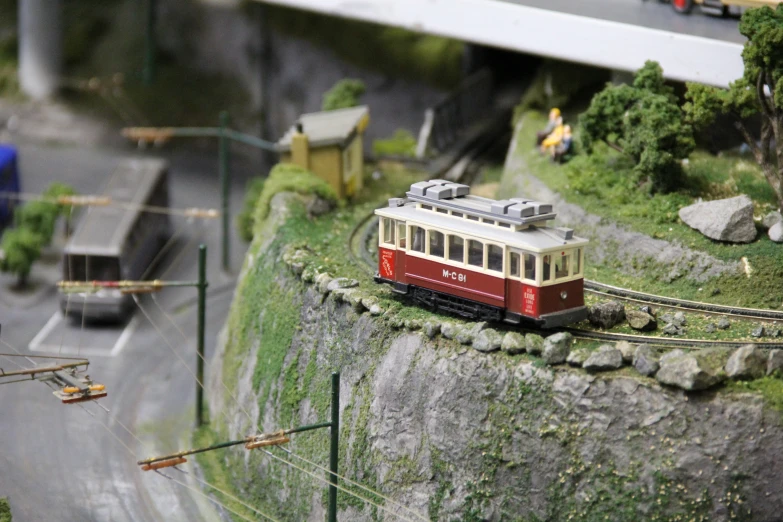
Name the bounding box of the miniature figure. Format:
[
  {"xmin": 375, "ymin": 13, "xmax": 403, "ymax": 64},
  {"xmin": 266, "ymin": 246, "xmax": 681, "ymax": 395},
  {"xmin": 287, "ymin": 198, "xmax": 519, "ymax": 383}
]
[{"xmin": 535, "ymin": 108, "xmax": 562, "ymax": 146}]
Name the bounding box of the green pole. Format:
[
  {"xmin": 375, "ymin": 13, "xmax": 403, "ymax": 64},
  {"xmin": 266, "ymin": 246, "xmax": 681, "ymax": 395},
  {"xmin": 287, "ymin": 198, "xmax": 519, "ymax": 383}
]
[
  {"xmin": 143, "ymin": 0, "xmax": 156, "ymax": 85},
  {"xmin": 219, "ymin": 111, "xmax": 231, "ymax": 272},
  {"xmin": 196, "ymin": 244, "xmax": 207, "ymax": 427},
  {"xmin": 328, "ymin": 372, "xmax": 340, "ymax": 522}
]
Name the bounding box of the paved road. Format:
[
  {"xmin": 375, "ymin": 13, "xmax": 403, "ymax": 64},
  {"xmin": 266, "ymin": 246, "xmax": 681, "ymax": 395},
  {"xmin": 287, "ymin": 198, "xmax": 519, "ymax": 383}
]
[
  {"xmin": 0, "ymin": 142, "xmax": 265, "ymax": 521},
  {"xmin": 504, "ymin": 0, "xmax": 744, "ymax": 44}
]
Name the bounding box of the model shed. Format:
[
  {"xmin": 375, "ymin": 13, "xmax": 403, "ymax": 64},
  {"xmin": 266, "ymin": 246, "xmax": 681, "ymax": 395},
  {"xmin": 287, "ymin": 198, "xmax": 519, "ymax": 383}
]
[{"xmin": 277, "ymin": 106, "xmax": 370, "ymax": 200}]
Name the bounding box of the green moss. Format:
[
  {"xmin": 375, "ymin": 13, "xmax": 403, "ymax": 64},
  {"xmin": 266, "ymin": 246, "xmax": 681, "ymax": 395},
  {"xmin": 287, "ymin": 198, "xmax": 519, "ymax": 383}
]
[
  {"xmin": 0, "ymin": 497, "xmax": 11, "ymax": 522},
  {"xmin": 252, "ymin": 164, "xmax": 338, "ymax": 225},
  {"xmin": 236, "ymin": 177, "xmax": 266, "ymax": 243},
  {"xmin": 723, "ymin": 376, "xmax": 783, "ymax": 413},
  {"xmin": 372, "ymin": 129, "xmax": 418, "ymax": 158}
]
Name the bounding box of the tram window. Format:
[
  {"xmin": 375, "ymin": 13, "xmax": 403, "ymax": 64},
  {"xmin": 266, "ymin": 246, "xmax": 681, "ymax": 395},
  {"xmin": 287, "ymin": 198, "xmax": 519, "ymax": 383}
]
[
  {"xmin": 542, "ymin": 255, "xmax": 552, "ymax": 281},
  {"xmin": 468, "ymin": 240, "xmax": 484, "ymax": 267},
  {"xmin": 383, "ymin": 218, "xmax": 395, "ymax": 245},
  {"xmin": 483, "ymin": 219, "xmax": 495, "ymax": 225},
  {"xmin": 448, "ymin": 235, "xmax": 465, "ymax": 263},
  {"xmin": 467, "ymin": 215, "xmax": 479, "ymax": 221},
  {"xmin": 452, "ymin": 212, "xmax": 463, "ymax": 218},
  {"xmin": 524, "ymin": 254, "xmax": 536, "ymax": 280},
  {"xmin": 574, "ymin": 248, "xmax": 581, "ymax": 274},
  {"xmin": 429, "ymin": 230, "xmax": 445, "ymax": 258},
  {"xmin": 436, "ymin": 207, "xmax": 448, "ymax": 214},
  {"xmin": 509, "ymin": 252, "xmax": 520, "ymax": 277},
  {"xmin": 397, "ymin": 223, "xmax": 407, "ymax": 249},
  {"xmin": 500, "ymin": 223, "xmax": 511, "ymax": 228},
  {"xmin": 555, "ymin": 252, "xmax": 570, "ymax": 279},
  {"xmin": 487, "ymin": 244, "xmax": 503, "ymax": 272},
  {"xmin": 422, "ymin": 205, "xmax": 432, "ymax": 211},
  {"xmin": 410, "ymin": 226, "xmax": 425, "ymax": 253}
]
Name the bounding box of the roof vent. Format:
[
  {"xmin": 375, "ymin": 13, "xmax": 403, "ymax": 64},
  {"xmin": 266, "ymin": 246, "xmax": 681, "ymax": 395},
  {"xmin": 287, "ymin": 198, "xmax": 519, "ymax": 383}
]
[
  {"xmin": 555, "ymin": 227, "xmax": 574, "ymax": 240},
  {"xmin": 388, "ymin": 197, "xmax": 406, "ymax": 208}
]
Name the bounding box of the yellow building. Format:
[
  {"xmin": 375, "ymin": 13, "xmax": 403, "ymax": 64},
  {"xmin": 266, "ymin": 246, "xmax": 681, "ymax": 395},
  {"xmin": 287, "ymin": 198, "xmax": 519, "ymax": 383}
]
[{"xmin": 277, "ymin": 106, "xmax": 370, "ymax": 200}]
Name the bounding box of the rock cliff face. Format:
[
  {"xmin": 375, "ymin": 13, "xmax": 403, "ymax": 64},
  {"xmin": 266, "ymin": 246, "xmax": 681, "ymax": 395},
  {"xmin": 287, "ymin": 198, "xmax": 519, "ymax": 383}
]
[{"xmin": 207, "ymin": 193, "xmax": 783, "ymax": 521}]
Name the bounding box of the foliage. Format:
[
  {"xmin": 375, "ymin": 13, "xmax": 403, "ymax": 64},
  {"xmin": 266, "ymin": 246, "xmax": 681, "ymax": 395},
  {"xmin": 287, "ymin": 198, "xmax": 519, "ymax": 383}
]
[
  {"xmin": 0, "ymin": 497, "xmax": 9, "ymax": 522},
  {"xmin": 580, "ymin": 61, "xmax": 694, "ymax": 192},
  {"xmin": 372, "ymin": 129, "xmax": 417, "ymax": 157},
  {"xmin": 0, "ymin": 227, "xmax": 42, "ymax": 286},
  {"xmin": 14, "ymin": 201, "xmax": 58, "ymax": 245},
  {"xmin": 236, "ymin": 176, "xmax": 266, "ymax": 243},
  {"xmin": 252, "ymin": 163, "xmax": 337, "ymax": 226},
  {"xmin": 684, "ymin": 5, "xmax": 783, "ymax": 209},
  {"xmin": 321, "ymin": 79, "xmax": 366, "ymax": 111}
]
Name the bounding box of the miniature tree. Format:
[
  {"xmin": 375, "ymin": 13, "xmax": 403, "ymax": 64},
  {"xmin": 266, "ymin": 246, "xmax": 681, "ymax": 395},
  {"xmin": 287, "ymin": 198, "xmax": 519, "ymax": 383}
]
[
  {"xmin": 0, "ymin": 227, "xmax": 42, "ymax": 288},
  {"xmin": 684, "ymin": 5, "xmax": 783, "ymax": 210},
  {"xmin": 43, "ymin": 182, "xmax": 76, "ymax": 237},
  {"xmin": 322, "ymin": 79, "xmax": 366, "ymax": 111},
  {"xmin": 580, "ymin": 61, "xmax": 694, "ymax": 192},
  {"xmin": 14, "ymin": 200, "xmax": 58, "ymax": 246}
]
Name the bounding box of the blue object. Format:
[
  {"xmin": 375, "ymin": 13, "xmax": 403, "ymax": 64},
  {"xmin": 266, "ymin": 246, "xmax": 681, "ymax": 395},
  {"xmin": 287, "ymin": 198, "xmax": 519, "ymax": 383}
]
[{"xmin": 0, "ymin": 144, "xmax": 20, "ymax": 228}]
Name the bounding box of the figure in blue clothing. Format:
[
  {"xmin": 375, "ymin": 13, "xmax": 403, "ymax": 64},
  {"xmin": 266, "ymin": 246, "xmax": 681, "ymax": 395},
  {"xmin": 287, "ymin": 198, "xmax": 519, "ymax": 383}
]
[{"xmin": 0, "ymin": 145, "xmax": 20, "ymax": 230}]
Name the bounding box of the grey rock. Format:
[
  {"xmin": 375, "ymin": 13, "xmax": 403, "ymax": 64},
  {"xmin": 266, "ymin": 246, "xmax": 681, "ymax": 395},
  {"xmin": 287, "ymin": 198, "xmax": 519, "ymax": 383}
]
[
  {"xmin": 361, "ymin": 296, "xmax": 378, "ymax": 312},
  {"xmin": 674, "ymin": 312, "xmax": 687, "ymax": 326},
  {"xmin": 473, "ymin": 328, "xmax": 503, "ymax": 353},
  {"xmin": 725, "ymin": 344, "xmax": 767, "ymax": 380},
  {"xmin": 656, "ymin": 348, "xmax": 730, "ymax": 391},
  {"xmin": 660, "ymin": 349, "xmax": 686, "ymax": 364},
  {"xmin": 705, "ymin": 323, "xmax": 717, "ymax": 334},
  {"xmin": 525, "ymin": 333, "xmax": 545, "ymax": 355},
  {"xmin": 762, "ymin": 211, "xmax": 782, "ymax": 229},
  {"xmin": 717, "ymin": 318, "xmax": 731, "ymax": 330},
  {"xmin": 769, "ymin": 328, "xmax": 782, "ymax": 338},
  {"xmin": 315, "ymin": 272, "xmax": 333, "ymax": 293},
  {"xmin": 347, "ymin": 291, "xmax": 365, "ymax": 312},
  {"xmin": 587, "ymin": 301, "xmax": 626, "ymax": 329},
  {"xmin": 616, "ymin": 341, "xmax": 636, "ymax": 363},
  {"xmin": 770, "ymin": 222, "xmax": 783, "ymax": 243},
  {"xmin": 542, "ymin": 332, "xmax": 573, "ymax": 365},
  {"xmin": 566, "ymin": 348, "xmax": 591, "ymax": 367},
  {"xmin": 331, "ymin": 287, "xmax": 357, "ymax": 304},
  {"xmin": 583, "ymin": 346, "xmax": 624, "ymax": 371},
  {"xmin": 663, "ymin": 323, "xmax": 683, "ymax": 336},
  {"xmin": 404, "ymin": 319, "xmax": 422, "ymax": 331},
  {"xmin": 326, "ymin": 278, "xmax": 359, "ymax": 291},
  {"xmin": 678, "ymin": 195, "xmax": 756, "ymax": 243},
  {"xmin": 440, "ymin": 322, "xmax": 458, "ymax": 340},
  {"xmin": 627, "ymin": 310, "xmax": 657, "ymax": 331},
  {"xmin": 456, "ymin": 322, "xmax": 486, "ymax": 345},
  {"xmin": 751, "ymin": 326, "xmax": 765, "ymax": 338},
  {"xmin": 301, "ymin": 266, "xmax": 317, "ymax": 283},
  {"xmin": 768, "ymin": 350, "xmax": 783, "ymax": 376},
  {"xmin": 501, "ymin": 332, "xmax": 526, "ymax": 355},
  {"xmin": 388, "ymin": 315, "xmax": 405, "ymax": 328},
  {"xmin": 633, "ymin": 344, "xmax": 660, "ymax": 376},
  {"xmin": 369, "ymin": 304, "xmax": 384, "ymax": 316},
  {"xmin": 306, "ymin": 195, "xmax": 334, "ymax": 217},
  {"xmin": 422, "ymin": 321, "xmax": 441, "ymax": 339},
  {"xmin": 639, "ymin": 305, "xmax": 656, "ymax": 317}
]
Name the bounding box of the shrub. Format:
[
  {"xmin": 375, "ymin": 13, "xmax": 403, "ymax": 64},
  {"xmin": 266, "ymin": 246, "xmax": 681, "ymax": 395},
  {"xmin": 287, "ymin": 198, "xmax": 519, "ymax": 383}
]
[
  {"xmin": 252, "ymin": 163, "xmax": 338, "ymax": 228},
  {"xmin": 372, "ymin": 129, "xmax": 417, "ymax": 157},
  {"xmin": 321, "ymin": 79, "xmax": 366, "ymax": 111},
  {"xmin": 236, "ymin": 176, "xmax": 266, "ymax": 243}
]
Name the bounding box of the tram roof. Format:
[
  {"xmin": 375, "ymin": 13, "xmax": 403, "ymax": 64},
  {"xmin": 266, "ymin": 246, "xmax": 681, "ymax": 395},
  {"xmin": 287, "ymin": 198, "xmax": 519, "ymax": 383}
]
[
  {"xmin": 65, "ymin": 158, "xmax": 167, "ymax": 257},
  {"xmin": 376, "ymin": 203, "xmax": 588, "ymax": 253}
]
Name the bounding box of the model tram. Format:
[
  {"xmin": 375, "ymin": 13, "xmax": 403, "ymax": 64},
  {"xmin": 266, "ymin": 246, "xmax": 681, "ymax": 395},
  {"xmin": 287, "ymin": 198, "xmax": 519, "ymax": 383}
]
[
  {"xmin": 60, "ymin": 158, "xmax": 172, "ymax": 321},
  {"xmin": 374, "ymin": 180, "xmax": 588, "ymax": 328}
]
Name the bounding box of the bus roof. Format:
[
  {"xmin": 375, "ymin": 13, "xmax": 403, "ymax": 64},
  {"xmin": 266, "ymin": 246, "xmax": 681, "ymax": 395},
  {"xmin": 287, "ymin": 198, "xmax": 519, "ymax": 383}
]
[
  {"xmin": 0, "ymin": 145, "xmax": 17, "ymax": 169},
  {"xmin": 65, "ymin": 158, "xmax": 167, "ymax": 257}
]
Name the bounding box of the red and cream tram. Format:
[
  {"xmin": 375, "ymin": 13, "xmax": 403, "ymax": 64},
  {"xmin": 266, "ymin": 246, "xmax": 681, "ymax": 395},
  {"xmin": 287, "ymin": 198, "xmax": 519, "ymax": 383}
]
[{"xmin": 374, "ymin": 180, "xmax": 588, "ymax": 328}]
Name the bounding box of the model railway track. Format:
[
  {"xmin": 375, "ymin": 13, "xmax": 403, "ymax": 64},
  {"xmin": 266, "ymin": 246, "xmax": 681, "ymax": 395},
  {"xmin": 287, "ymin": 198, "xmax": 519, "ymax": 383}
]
[
  {"xmin": 560, "ymin": 327, "xmax": 783, "ymax": 350},
  {"xmin": 584, "ymin": 280, "xmax": 783, "ymax": 322},
  {"xmin": 349, "ymin": 211, "xmax": 378, "ymax": 274}
]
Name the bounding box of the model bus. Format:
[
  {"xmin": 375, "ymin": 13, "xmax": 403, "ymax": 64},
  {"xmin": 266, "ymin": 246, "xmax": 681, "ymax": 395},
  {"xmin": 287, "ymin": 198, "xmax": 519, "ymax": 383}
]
[
  {"xmin": 60, "ymin": 158, "xmax": 172, "ymax": 321},
  {"xmin": 0, "ymin": 144, "xmax": 20, "ymax": 229},
  {"xmin": 375, "ymin": 181, "xmax": 588, "ymax": 328}
]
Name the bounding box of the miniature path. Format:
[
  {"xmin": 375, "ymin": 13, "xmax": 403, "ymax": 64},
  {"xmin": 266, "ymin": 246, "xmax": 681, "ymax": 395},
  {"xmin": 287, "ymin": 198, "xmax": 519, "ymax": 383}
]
[{"xmin": 501, "ymin": 117, "xmax": 740, "ymax": 284}]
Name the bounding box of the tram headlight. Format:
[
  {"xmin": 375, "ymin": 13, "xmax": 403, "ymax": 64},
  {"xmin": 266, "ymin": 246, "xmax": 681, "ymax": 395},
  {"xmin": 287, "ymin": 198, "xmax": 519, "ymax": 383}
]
[{"xmin": 560, "ymin": 291, "xmax": 568, "ymax": 300}]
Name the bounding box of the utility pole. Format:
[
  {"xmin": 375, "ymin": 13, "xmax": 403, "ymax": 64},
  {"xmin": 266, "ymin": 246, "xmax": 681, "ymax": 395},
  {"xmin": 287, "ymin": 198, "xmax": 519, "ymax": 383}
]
[
  {"xmin": 196, "ymin": 243, "xmax": 207, "ymax": 427},
  {"xmin": 329, "ymin": 371, "xmax": 340, "ymax": 522}
]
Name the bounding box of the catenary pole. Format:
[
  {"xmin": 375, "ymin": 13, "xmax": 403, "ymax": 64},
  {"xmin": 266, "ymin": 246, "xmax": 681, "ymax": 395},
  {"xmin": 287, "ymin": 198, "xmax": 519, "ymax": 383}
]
[
  {"xmin": 196, "ymin": 243, "xmax": 207, "ymax": 427},
  {"xmin": 328, "ymin": 372, "xmax": 340, "ymax": 522}
]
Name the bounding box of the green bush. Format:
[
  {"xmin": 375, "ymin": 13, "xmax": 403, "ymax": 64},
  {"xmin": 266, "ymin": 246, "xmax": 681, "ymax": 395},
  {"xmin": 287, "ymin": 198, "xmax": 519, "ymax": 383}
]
[
  {"xmin": 0, "ymin": 227, "xmax": 43, "ymax": 287},
  {"xmin": 14, "ymin": 201, "xmax": 58, "ymax": 245},
  {"xmin": 372, "ymin": 129, "xmax": 417, "ymax": 157},
  {"xmin": 0, "ymin": 497, "xmax": 10, "ymax": 522},
  {"xmin": 252, "ymin": 163, "xmax": 338, "ymax": 228},
  {"xmin": 322, "ymin": 79, "xmax": 366, "ymax": 111},
  {"xmin": 236, "ymin": 176, "xmax": 266, "ymax": 243}
]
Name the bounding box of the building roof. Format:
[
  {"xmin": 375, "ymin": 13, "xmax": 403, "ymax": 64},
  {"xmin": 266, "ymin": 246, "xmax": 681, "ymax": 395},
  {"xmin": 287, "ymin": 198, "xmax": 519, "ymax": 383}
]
[{"xmin": 277, "ymin": 105, "xmax": 369, "ymax": 151}]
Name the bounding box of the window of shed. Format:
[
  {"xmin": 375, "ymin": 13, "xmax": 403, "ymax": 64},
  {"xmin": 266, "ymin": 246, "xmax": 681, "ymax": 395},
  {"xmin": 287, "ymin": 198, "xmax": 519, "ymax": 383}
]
[
  {"xmin": 429, "ymin": 230, "xmax": 445, "ymax": 258},
  {"xmin": 383, "ymin": 218, "xmax": 395, "ymax": 245},
  {"xmin": 410, "ymin": 226, "xmax": 425, "ymax": 253},
  {"xmin": 468, "ymin": 240, "xmax": 484, "ymax": 267},
  {"xmin": 448, "ymin": 235, "xmax": 465, "ymax": 263},
  {"xmin": 487, "ymin": 245, "xmax": 502, "ymax": 272}
]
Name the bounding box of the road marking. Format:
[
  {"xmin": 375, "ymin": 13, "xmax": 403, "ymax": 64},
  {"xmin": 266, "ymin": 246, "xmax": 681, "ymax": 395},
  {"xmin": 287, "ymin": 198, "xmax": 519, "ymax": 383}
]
[
  {"xmin": 28, "ymin": 312, "xmax": 63, "ymax": 351},
  {"xmin": 110, "ymin": 316, "xmax": 138, "ymax": 356}
]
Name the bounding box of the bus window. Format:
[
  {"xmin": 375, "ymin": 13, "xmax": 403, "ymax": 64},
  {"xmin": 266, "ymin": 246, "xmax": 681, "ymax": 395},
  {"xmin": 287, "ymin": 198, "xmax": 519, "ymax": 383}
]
[
  {"xmin": 448, "ymin": 235, "xmax": 464, "ymax": 263},
  {"xmin": 487, "ymin": 244, "xmax": 503, "ymax": 272},
  {"xmin": 509, "ymin": 252, "xmax": 520, "ymax": 277},
  {"xmin": 410, "ymin": 226, "xmax": 425, "ymax": 253},
  {"xmin": 383, "ymin": 218, "xmax": 395, "ymax": 245},
  {"xmin": 429, "ymin": 230, "xmax": 445, "ymax": 258},
  {"xmin": 574, "ymin": 248, "xmax": 581, "ymax": 275},
  {"xmin": 524, "ymin": 254, "xmax": 536, "ymax": 281},
  {"xmin": 543, "ymin": 254, "xmax": 552, "ymax": 281},
  {"xmin": 468, "ymin": 240, "xmax": 483, "ymax": 267},
  {"xmin": 90, "ymin": 256, "xmax": 121, "ymax": 281},
  {"xmin": 555, "ymin": 252, "xmax": 570, "ymax": 279},
  {"xmin": 397, "ymin": 223, "xmax": 407, "ymax": 249}
]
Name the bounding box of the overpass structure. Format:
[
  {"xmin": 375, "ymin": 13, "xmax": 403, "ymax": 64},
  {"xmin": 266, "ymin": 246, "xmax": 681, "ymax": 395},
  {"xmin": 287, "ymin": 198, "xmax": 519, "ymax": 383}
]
[{"xmin": 254, "ymin": 0, "xmax": 745, "ymax": 88}]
